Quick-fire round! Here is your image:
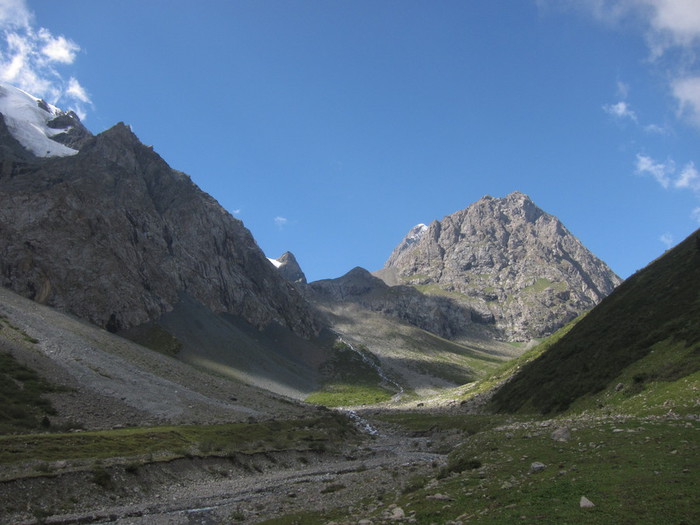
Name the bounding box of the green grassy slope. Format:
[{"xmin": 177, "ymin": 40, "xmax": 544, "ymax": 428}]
[
  {"xmin": 488, "ymin": 229, "xmax": 700, "ymax": 414},
  {"xmin": 312, "ymin": 302, "xmax": 510, "ymax": 404},
  {"xmin": 0, "ymin": 316, "xmax": 60, "ymax": 434}
]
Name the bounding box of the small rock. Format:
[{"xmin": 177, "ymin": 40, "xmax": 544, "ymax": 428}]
[
  {"xmin": 358, "ymin": 520, "xmax": 373, "ymax": 525},
  {"xmin": 390, "ymin": 506, "xmax": 405, "ymax": 520},
  {"xmin": 427, "ymin": 493, "xmax": 453, "ymax": 501},
  {"xmin": 615, "ymin": 382, "xmax": 624, "ymax": 392},
  {"xmin": 530, "ymin": 462, "xmax": 546, "ymax": 473},
  {"xmin": 551, "ymin": 427, "xmax": 571, "ymax": 442},
  {"xmin": 580, "ymin": 496, "xmax": 595, "ymax": 508}
]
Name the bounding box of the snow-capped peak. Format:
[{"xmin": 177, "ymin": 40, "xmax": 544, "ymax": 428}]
[
  {"xmin": 406, "ymin": 223, "xmax": 428, "ymax": 244},
  {"xmin": 0, "ymin": 82, "xmax": 80, "ymax": 157}
]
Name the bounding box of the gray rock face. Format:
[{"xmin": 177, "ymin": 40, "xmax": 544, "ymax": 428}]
[
  {"xmin": 271, "ymin": 251, "xmax": 307, "ymax": 284},
  {"xmin": 382, "ymin": 192, "xmax": 621, "ymax": 340},
  {"xmin": 308, "ymin": 267, "xmax": 498, "ymax": 340},
  {"xmin": 0, "ymin": 117, "xmax": 320, "ymax": 338},
  {"xmin": 46, "ymin": 110, "xmax": 93, "ymax": 150}
]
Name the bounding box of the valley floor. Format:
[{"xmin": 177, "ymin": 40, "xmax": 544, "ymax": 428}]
[{"xmin": 1, "ymin": 408, "xmax": 697, "ymax": 524}]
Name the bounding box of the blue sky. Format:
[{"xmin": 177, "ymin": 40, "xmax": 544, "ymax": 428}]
[{"xmin": 1, "ymin": 1, "xmax": 699, "ymax": 282}]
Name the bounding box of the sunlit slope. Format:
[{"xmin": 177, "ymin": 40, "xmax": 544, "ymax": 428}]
[{"xmin": 316, "ymin": 302, "xmax": 512, "ymax": 401}]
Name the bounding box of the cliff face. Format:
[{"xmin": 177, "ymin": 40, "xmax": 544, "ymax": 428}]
[
  {"xmin": 381, "ymin": 192, "xmax": 621, "ymax": 340},
  {"xmin": 0, "ymin": 118, "xmax": 320, "ymax": 338}
]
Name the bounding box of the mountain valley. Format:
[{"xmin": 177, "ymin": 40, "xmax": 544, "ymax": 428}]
[{"xmin": 0, "ymin": 82, "xmax": 697, "ymax": 524}]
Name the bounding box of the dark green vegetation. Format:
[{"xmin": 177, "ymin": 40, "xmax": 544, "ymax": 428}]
[
  {"xmin": 376, "ymin": 412, "xmax": 504, "ymax": 436},
  {"xmin": 260, "ymin": 413, "xmax": 698, "ymax": 525},
  {"xmin": 490, "ymin": 229, "xmax": 700, "ymax": 414},
  {"xmin": 0, "ymin": 350, "xmax": 58, "ymax": 433},
  {"xmin": 459, "ymin": 316, "xmax": 583, "ymax": 401},
  {"xmin": 383, "ymin": 415, "xmax": 697, "ymax": 524},
  {"xmin": 306, "ymin": 341, "xmax": 396, "ymax": 407},
  {"xmin": 0, "ymin": 413, "xmax": 356, "ymax": 465}
]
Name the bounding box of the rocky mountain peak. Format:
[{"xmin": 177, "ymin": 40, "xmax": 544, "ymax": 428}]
[
  {"xmin": 384, "ymin": 223, "xmax": 428, "ymax": 268},
  {"xmin": 381, "ymin": 192, "xmax": 621, "ymax": 340},
  {"xmin": 0, "ymin": 91, "xmax": 321, "ymax": 338},
  {"xmin": 0, "ymin": 82, "xmax": 92, "ymax": 157},
  {"xmin": 46, "ymin": 110, "xmax": 93, "ymax": 150},
  {"xmin": 269, "ymin": 251, "xmax": 307, "ymax": 284}
]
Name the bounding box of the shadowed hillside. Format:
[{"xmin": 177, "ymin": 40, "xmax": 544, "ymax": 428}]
[{"xmin": 489, "ymin": 229, "xmax": 700, "ymax": 414}]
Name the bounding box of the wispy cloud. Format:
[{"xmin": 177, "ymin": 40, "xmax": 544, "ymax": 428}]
[
  {"xmin": 616, "ymin": 80, "xmax": 630, "ymax": 99},
  {"xmin": 603, "ymin": 100, "xmax": 637, "ymax": 121},
  {"xmin": 674, "ymin": 161, "xmax": 700, "ymax": 191},
  {"xmin": 0, "ymin": 0, "xmax": 91, "ymax": 118},
  {"xmin": 544, "ymin": 0, "xmax": 700, "ymax": 129},
  {"xmin": 635, "ymin": 154, "xmax": 700, "ymax": 224},
  {"xmin": 643, "ymin": 123, "xmax": 669, "ymax": 134},
  {"xmin": 38, "ymin": 28, "xmax": 79, "ymax": 64},
  {"xmin": 274, "ymin": 216, "xmax": 288, "ymax": 229},
  {"xmin": 672, "ymin": 76, "xmax": 700, "ymax": 127},
  {"xmin": 547, "ymin": 1, "xmax": 700, "ymax": 226},
  {"xmin": 659, "ymin": 232, "xmax": 674, "ymax": 249},
  {"xmin": 691, "ymin": 207, "xmax": 700, "ymax": 223},
  {"xmin": 642, "ymin": 0, "xmax": 700, "ymax": 57},
  {"xmin": 635, "ymin": 154, "xmax": 674, "ymax": 188},
  {"xmin": 636, "ymin": 154, "xmax": 700, "ymax": 215}
]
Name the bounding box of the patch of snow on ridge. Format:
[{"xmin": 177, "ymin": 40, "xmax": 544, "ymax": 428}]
[
  {"xmin": 0, "ymin": 82, "xmax": 79, "ymax": 157},
  {"xmin": 267, "ymin": 257, "xmax": 282, "ymax": 268},
  {"xmin": 408, "ymin": 223, "xmax": 428, "ymax": 243}
]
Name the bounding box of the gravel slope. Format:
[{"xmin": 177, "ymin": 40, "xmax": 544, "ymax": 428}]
[{"xmin": 0, "ymin": 286, "xmax": 311, "ymax": 430}]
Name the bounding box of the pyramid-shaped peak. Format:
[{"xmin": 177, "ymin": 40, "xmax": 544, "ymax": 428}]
[{"xmin": 269, "ymin": 251, "xmax": 307, "ymax": 285}]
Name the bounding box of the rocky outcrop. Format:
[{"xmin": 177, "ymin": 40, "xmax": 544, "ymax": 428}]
[
  {"xmin": 381, "ymin": 192, "xmax": 621, "ymax": 340},
  {"xmin": 270, "ymin": 251, "xmax": 307, "ymax": 284},
  {"xmin": 46, "ymin": 110, "xmax": 93, "ymax": 150},
  {"xmin": 308, "ymin": 267, "xmax": 498, "ymax": 340},
  {"xmin": 0, "ymin": 118, "xmax": 321, "ymax": 338}
]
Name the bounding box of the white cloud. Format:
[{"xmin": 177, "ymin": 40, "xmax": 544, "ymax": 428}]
[
  {"xmin": 38, "ymin": 28, "xmax": 79, "ymax": 64},
  {"xmin": 644, "ymin": 0, "xmax": 700, "ymax": 54},
  {"xmin": 674, "ymin": 161, "xmax": 700, "ymax": 191},
  {"xmin": 691, "ymin": 206, "xmax": 700, "ymax": 223},
  {"xmin": 66, "ymin": 77, "xmax": 89, "ymax": 103},
  {"xmin": 616, "ymin": 80, "xmax": 630, "ymax": 98},
  {"xmin": 643, "ymin": 123, "xmax": 669, "ymax": 134},
  {"xmin": 659, "ymin": 232, "xmax": 674, "ymax": 248},
  {"xmin": 636, "ymin": 155, "xmax": 700, "ymax": 218},
  {"xmin": 603, "ymin": 100, "xmax": 637, "ymax": 121},
  {"xmin": 672, "ymin": 76, "xmax": 700, "ymax": 127},
  {"xmin": 635, "ymin": 154, "xmax": 674, "ymax": 188},
  {"xmin": 274, "ymin": 216, "xmax": 288, "ymax": 229},
  {"xmin": 0, "ymin": 0, "xmax": 91, "ymax": 116},
  {"xmin": 232, "ymin": 208, "xmax": 241, "ymax": 215},
  {"xmin": 0, "ymin": 0, "xmax": 32, "ymax": 28},
  {"xmin": 544, "ymin": 1, "xmax": 700, "ymax": 129}
]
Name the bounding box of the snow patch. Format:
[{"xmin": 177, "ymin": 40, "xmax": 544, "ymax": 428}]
[
  {"xmin": 0, "ymin": 82, "xmax": 79, "ymax": 157},
  {"xmin": 406, "ymin": 223, "xmax": 428, "ymax": 244},
  {"xmin": 267, "ymin": 257, "xmax": 282, "ymax": 268}
]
